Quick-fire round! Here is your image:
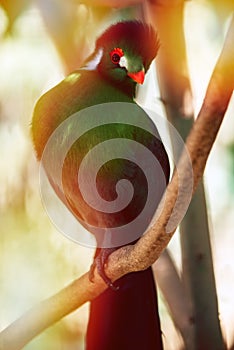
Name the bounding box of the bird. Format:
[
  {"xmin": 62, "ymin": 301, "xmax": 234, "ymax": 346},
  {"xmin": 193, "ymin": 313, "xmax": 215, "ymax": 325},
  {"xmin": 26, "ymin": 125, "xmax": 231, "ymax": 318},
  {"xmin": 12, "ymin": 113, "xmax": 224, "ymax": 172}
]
[{"xmin": 32, "ymin": 21, "xmax": 170, "ymax": 350}]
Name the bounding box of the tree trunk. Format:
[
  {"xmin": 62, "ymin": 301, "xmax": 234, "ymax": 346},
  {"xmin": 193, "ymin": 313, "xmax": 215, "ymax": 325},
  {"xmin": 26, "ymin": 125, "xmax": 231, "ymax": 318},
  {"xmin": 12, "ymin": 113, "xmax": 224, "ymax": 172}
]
[{"xmin": 145, "ymin": 1, "xmax": 225, "ymax": 348}]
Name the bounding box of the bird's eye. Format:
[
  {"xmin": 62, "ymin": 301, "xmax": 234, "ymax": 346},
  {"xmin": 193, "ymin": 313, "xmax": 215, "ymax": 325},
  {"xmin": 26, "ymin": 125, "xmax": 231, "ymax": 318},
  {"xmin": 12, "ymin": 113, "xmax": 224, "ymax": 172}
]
[
  {"xmin": 110, "ymin": 48, "xmax": 124, "ymax": 65},
  {"xmin": 111, "ymin": 53, "xmax": 121, "ymax": 63}
]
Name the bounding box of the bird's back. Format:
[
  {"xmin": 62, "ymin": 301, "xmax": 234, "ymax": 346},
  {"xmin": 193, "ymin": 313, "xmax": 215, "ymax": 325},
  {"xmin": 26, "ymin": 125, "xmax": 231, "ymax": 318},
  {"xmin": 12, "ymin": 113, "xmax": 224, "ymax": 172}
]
[
  {"xmin": 32, "ymin": 69, "xmax": 169, "ymax": 246},
  {"xmin": 32, "ymin": 70, "xmax": 134, "ymax": 160}
]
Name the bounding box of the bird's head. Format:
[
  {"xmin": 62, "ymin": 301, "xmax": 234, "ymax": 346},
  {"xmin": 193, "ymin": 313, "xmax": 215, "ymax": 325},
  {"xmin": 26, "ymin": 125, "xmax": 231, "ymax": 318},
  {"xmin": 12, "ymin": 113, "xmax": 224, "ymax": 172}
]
[{"xmin": 84, "ymin": 21, "xmax": 159, "ymax": 89}]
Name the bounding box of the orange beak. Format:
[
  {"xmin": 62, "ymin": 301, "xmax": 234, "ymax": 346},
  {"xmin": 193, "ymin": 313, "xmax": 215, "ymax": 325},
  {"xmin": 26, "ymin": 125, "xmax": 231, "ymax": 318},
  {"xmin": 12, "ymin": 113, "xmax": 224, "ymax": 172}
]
[{"xmin": 127, "ymin": 69, "xmax": 145, "ymax": 84}]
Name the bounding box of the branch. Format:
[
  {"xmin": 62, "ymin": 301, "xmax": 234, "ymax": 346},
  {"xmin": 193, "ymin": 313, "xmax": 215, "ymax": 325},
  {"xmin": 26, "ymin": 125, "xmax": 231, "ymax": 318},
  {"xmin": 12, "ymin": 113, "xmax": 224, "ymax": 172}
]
[
  {"xmin": 1, "ymin": 12, "xmax": 234, "ymax": 350},
  {"xmin": 153, "ymin": 250, "xmax": 193, "ymax": 340}
]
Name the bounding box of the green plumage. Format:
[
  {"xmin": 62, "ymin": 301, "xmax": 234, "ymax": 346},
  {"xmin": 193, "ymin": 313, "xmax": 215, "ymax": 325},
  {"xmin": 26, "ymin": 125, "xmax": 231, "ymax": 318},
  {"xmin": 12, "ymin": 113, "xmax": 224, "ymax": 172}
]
[
  {"xmin": 32, "ymin": 70, "xmax": 134, "ymax": 160},
  {"xmin": 32, "ymin": 21, "xmax": 169, "ymax": 350},
  {"xmin": 32, "ymin": 68, "xmax": 169, "ymax": 233}
]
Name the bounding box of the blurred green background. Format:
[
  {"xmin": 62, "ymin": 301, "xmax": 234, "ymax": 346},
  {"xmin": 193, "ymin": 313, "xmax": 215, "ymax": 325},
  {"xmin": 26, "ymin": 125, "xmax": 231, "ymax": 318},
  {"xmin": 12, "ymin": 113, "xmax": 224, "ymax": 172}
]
[{"xmin": 0, "ymin": 1, "xmax": 234, "ymax": 349}]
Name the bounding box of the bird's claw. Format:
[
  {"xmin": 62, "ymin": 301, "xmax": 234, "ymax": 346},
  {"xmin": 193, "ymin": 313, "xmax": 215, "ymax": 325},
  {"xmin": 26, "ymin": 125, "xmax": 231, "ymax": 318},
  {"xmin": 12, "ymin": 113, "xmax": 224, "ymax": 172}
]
[{"xmin": 89, "ymin": 248, "xmax": 119, "ymax": 291}]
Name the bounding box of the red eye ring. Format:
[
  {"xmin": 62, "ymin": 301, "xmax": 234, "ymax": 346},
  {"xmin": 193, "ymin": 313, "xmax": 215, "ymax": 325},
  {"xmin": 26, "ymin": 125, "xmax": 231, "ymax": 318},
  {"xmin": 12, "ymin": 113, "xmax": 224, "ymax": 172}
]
[{"xmin": 110, "ymin": 48, "xmax": 124, "ymax": 64}]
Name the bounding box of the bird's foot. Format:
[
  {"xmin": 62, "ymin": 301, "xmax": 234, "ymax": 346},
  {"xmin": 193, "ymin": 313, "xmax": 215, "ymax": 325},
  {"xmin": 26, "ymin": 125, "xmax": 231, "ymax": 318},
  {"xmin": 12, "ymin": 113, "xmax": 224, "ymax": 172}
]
[{"xmin": 89, "ymin": 248, "xmax": 119, "ymax": 291}]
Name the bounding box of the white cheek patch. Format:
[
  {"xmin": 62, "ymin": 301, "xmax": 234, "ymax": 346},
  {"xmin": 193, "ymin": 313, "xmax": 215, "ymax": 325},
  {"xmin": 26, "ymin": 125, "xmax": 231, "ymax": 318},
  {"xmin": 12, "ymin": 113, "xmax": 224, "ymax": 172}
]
[
  {"xmin": 119, "ymin": 56, "xmax": 128, "ymax": 70},
  {"xmin": 82, "ymin": 48, "xmax": 104, "ymax": 71}
]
